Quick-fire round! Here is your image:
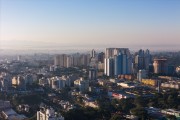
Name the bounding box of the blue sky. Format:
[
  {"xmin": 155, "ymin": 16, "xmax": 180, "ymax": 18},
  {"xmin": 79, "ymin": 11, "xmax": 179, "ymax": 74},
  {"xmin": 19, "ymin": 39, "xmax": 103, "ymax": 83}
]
[{"xmin": 0, "ymin": 0, "xmax": 180, "ymax": 51}]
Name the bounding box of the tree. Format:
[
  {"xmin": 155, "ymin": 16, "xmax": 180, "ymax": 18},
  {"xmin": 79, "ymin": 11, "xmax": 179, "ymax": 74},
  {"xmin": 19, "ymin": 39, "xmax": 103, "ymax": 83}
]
[
  {"xmin": 130, "ymin": 107, "xmax": 148, "ymax": 120},
  {"xmin": 110, "ymin": 114, "xmax": 125, "ymax": 120},
  {"xmin": 118, "ymin": 98, "xmax": 135, "ymax": 113},
  {"xmin": 64, "ymin": 107, "xmax": 103, "ymax": 120},
  {"xmin": 134, "ymin": 96, "xmax": 145, "ymax": 107},
  {"xmin": 166, "ymin": 115, "xmax": 177, "ymax": 120},
  {"xmin": 77, "ymin": 96, "xmax": 83, "ymax": 104}
]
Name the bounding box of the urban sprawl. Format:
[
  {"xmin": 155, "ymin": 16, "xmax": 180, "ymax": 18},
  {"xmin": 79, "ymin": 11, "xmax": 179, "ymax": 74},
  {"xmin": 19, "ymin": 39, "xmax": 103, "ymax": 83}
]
[{"xmin": 0, "ymin": 48, "xmax": 180, "ymax": 120}]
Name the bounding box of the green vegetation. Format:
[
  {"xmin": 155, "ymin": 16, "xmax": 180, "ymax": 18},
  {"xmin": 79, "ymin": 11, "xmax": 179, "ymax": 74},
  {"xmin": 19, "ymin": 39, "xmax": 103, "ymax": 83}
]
[
  {"xmin": 63, "ymin": 107, "xmax": 101, "ymax": 120},
  {"xmin": 110, "ymin": 114, "xmax": 125, "ymax": 120},
  {"xmin": 12, "ymin": 94, "xmax": 42, "ymax": 105},
  {"xmin": 149, "ymin": 90, "xmax": 180, "ymax": 109},
  {"xmin": 63, "ymin": 89, "xmax": 180, "ymax": 119}
]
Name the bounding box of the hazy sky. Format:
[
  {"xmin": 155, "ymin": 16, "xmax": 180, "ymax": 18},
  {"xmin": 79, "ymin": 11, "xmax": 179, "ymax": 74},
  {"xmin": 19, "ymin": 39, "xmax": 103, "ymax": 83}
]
[{"xmin": 0, "ymin": 0, "xmax": 180, "ymax": 51}]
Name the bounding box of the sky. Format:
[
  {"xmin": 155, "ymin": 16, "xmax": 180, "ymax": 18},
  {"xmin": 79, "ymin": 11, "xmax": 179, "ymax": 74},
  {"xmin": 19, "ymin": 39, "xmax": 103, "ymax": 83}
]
[{"xmin": 0, "ymin": 0, "xmax": 180, "ymax": 52}]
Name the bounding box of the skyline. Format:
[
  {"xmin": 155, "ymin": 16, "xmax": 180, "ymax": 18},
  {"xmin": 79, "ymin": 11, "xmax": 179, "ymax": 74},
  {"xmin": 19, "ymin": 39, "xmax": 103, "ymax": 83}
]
[{"xmin": 0, "ymin": 0, "xmax": 180, "ymax": 51}]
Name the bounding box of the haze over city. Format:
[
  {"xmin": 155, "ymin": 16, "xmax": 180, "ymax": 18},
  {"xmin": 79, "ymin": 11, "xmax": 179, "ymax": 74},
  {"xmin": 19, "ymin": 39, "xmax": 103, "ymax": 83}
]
[
  {"xmin": 1, "ymin": 1, "xmax": 180, "ymax": 120},
  {"xmin": 0, "ymin": 0, "xmax": 180, "ymax": 53}
]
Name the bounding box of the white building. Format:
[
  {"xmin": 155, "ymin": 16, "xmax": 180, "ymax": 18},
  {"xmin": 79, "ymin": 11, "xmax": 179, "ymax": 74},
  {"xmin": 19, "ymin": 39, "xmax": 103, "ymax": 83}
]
[
  {"xmin": 37, "ymin": 107, "xmax": 64, "ymax": 120},
  {"xmin": 117, "ymin": 82, "xmax": 136, "ymax": 88},
  {"xmin": 84, "ymin": 100, "xmax": 99, "ymax": 108},
  {"xmin": 104, "ymin": 48, "xmax": 132, "ymax": 76},
  {"xmin": 106, "ymin": 58, "xmax": 114, "ymax": 77},
  {"xmin": 137, "ymin": 69, "xmax": 147, "ymax": 82},
  {"xmin": 50, "ymin": 77, "xmax": 66, "ymax": 90},
  {"xmin": 161, "ymin": 81, "xmax": 180, "ymax": 89},
  {"xmin": 2, "ymin": 108, "xmax": 27, "ymax": 120},
  {"xmin": 48, "ymin": 76, "xmax": 72, "ymax": 90},
  {"xmin": 109, "ymin": 78, "xmax": 119, "ymax": 83},
  {"xmin": 74, "ymin": 78, "xmax": 89, "ymax": 92},
  {"xmin": 161, "ymin": 109, "xmax": 180, "ymax": 118}
]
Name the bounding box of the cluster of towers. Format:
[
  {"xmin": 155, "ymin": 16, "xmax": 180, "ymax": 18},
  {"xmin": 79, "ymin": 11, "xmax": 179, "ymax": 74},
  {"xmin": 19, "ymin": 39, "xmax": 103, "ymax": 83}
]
[
  {"xmin": 54, "ymin": 48, "xmax": 173, "ymax": 78},
  {"xmin": 104, "ymin": 48, "xmax": 132, "ymax": 77},
  {"xmin": 134, "ymin": 49, "xmax": 152, "ymax": 71},
  {"xmin": 54, "ymin": 54, "xmax": 90, "ymax": 68}
]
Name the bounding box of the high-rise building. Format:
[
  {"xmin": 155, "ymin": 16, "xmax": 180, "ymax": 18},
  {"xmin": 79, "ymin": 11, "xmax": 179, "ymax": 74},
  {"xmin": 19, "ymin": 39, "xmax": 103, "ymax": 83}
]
[
  {"xmin": 72, "ymin": 53, "xmax": 80, "ymax": 67},
  {"xmin": 135, "ymin": 49, "xmax": 151, "ymax": 71},
  {"xmin": 54, "ymin": 53, "xmax": 91, "ymax": 68},
  {"xmin": 98, "ymin": 52, "xmax": 105, "ymax": 63},
  {"xmin": 68, "ymin": 55, "xmax": 73, "ymax": 67},
  {"xmin": 137, "ymin": 70, "xmax": 147, "ymax": 82},
  {"xmin": 17, "ymin": 55, "xmax": 22, "ymax": 61},
  {"xmin": 153, "ymin": 59, "xmax": 168, "ymax": 74},
  {"xmin": 114, "ymin": 54, "xmax": 122, "ymax": 76},
  {"xmin": 74, "ymin": 78, "xmax": 89, "ymax": 92},
  {"xmin": 135, "ymin": 55, "xmax": 144, "ymax": 70},
  {"xmin": 12, "ymin": 76, "xmax": 26, "ymax": 90},
  {"xmin": 25, "ymin": 74, "xmax": 33, "ymax": 85},
  {"xmin": 54, "ymin": 54, "xmax": 68, "ymax": 67},
  {"xmin": 104, "ymin": 48, "xmax": 132, "ymax": 77},
  {"xmin": 105, "ymin": 48, "xmax": 130, "ymax": 58},
  {"xmin": 89, "ymin": 49, "xmax": 98, "ymax": 68},
  {"xmin": 48, "ymin": 76, "xmax": 71, "ymax": 90},
  {"xmin": 80, "ymin": 54, "xmax": 89, "ymax": 66},
  {"xmin": 127, "ymin": 56, "xmax": 133, "ymax": 74},
  {"xmin": 89, "ymin": 68, "xmax": 97, "ymax": 80},
  {"xmin": 106, "ymin": 58, "xmax": 114, "ymax": 77},
  {"xmin": 0, "ymin": 73, "xmax": 11, "ymax": 91},
  {"xmin": 144, "ymin": 49, "xmax": 151, "ymax": 70},
  {"xmin": 91, "ymin": 49, "xmax": 96, "ymax": 58},
  {"xmin": 167, "ymin": 65, "xmax": 175, "ymax": 75}
]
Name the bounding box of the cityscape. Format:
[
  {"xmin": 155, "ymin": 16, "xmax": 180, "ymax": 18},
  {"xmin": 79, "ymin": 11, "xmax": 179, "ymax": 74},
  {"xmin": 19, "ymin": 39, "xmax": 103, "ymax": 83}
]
[
  {"xmin": 0, "ymin": 0, "xmax": 180, "ymax": 120},
  {"xmin": 0, "ymin": 49, "xmax": 180, "ymax": 120}
]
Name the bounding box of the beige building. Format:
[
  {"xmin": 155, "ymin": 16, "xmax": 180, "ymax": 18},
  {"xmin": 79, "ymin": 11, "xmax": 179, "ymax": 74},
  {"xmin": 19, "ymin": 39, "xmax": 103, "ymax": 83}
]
[
  {"xmin": 54, "ymin": 54, "xmax": 68, "ymax": 67},
  {"xmin": 12, "ymin": 76, "xmax": 26, "ymax": 89},
  {"xmin": 153, "ymin": 59, "xmax": 167, "ymax": 74},
  {"xmin": 176, "ymin": 66, "xmax": 180, "ymax": 75},
  {"xmin": 161, "ymin": 81, "xmax": 180, "ymax": 89}
]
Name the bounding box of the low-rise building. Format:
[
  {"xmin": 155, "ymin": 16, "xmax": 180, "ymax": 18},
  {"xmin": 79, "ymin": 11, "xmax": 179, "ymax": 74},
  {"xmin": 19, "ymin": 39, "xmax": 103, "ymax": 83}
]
[
  {"xmin": 98, "ymin": 79, "xmax": 107, "ymax": 86},
  {"xmin": 161, "ymin": 81, "xmax": 180, "ymax": 89},
  {"xmin": 1, "ymin": 108, "xmax": 27, "ymax": 120},
  {"xmin": 109, "ymin": 78, "xmax": 120, "ymax": 83},
  {"xmin": 141, "ymin": 79, "xmax": 158, "ymax": 86},
  {"xmin": 0, "ymin": 100, "xmax": 11, "ymax": 110},
  {"xmin": 118, "ymin": 74, "xmax": 135, "ymax": 80},
  {"xmin": 39, "ymin": 77, "xmax": 48, "ymax": 86},
  {"xmin": 84, "ymin": 100, "xmax": 99, "ymax": 108},
  {"xmin": 17, "ymin": 104, "xmax": 30, "ymax": 112},
  {"xmin": 117, "ymin": 82, "xmax": 137, "ymax": 88},
  {"xmin": 108, "ymin": 91, "xmax": 135, "ymax": 99},
  {"xmin": 161, "ymin": 109, "xmax": 180, "ymax": 119},
  {"xmin": 58, "ymin": 100, "xmax": 75, "ymax": 111}
]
